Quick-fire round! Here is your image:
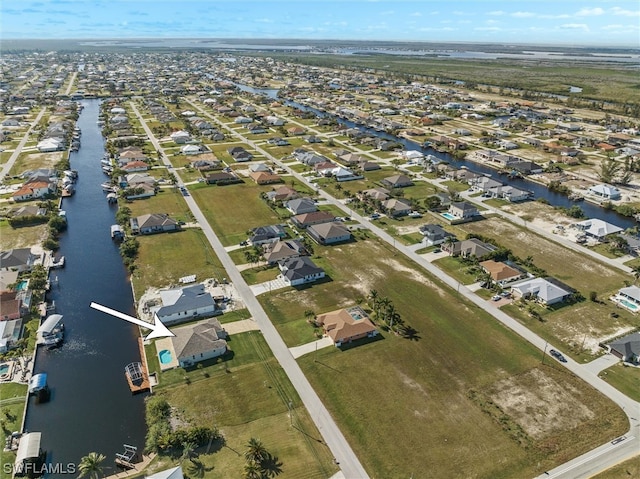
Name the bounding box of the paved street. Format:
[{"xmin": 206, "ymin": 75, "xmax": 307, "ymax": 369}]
[
  {"xmin": 0, "ymin": 108, "xmax": 46, "ymax": 179},
  {"xmin": 131, "ymin": 101, "xmax": 370, "ymax": 479}
]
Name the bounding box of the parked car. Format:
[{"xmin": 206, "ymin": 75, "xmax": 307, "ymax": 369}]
[
  {"xmin": 549, "ymin": 349, "xmax": 567, "ymax": 362},
  {"xmin": 491, "ymin": 295, "xmax": 501, "ymax": 301},
  {"xmin": 370, "ymin": 213, "xmax": 381, "ymax": 220}
]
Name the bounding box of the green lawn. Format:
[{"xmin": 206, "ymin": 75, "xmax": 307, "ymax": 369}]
[
  {"xmin": 131, "ymin": 229, "xmax": 227, "ymax": 301},
  {"xmin": 599, "ymin": 362, "xmax": 640, "ymax": 402},
  {"xmin": 126, "ymin": 188, "xmax": 193, "ymax": 222},
  {"xmin": 433, "ymin": 255, "xmax": 483, "ymax": 284},
  {"xmin": 591, "ymin": 456, "xmax": 640, "ymax": 479},
  {"xmin": 0, "ymin": 219, "xmax": 48, "ymax": 250},
  {"xmin": 190, "ymin": 182, "xmax": 281, "ymax": 246},
  {"xmin": 148, "ymin": 330, "xmax": 337, "ymax": 479},
  {"xmin": 0, "ymin": 384, "xmax": 27, "ymax": 479},
  {"xmin": 259, "ymin": 235, "xmax": 627, "ymax": 478}
]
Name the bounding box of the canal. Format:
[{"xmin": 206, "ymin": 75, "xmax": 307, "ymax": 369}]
[
  {"xmin": 235, "ymin": 82, "xmax": 637, "ymax": 229},
  {"xmin": 24, "ymin": 99, "xmax": 146, "ymax": 475}
]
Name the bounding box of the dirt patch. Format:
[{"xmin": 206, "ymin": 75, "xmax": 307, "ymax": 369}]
[{"xmin": 487, "ymin": 368, "xmax": 594, "ymax": 440}]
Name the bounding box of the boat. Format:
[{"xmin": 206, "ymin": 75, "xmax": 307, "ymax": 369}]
[
  {"xmin": 36, "ymin": 314, "xmax": 64, "ymax": 347},
  {"xmin": 111, "ymin": 224, "xmax": 124, "ymax": 241},
  {"xmin": 101, "ymin": 182, "xmax": 115, "ymax": 191},
  {"xmin": 50, "ymin": 255, "xmax": 65, "ymax": 269},
  {"xmin": 28, "ymin": 373, "xmax": 50, "ymax": 403},
  {"xmin": 107, "ymin": 192, "xmax": 118, "ymax": 204},
  {"xmin": 568, "ymin": 192, "xmax": 584, "ymax": 201}
]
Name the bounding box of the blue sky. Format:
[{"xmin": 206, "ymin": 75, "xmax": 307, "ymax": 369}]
[{"xmin": 2, "ymin": 0, "xmax": 639, "ymax": 46}]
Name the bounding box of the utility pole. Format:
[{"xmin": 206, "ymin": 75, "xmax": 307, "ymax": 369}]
[{"xmin": 542, "ymin": 342, "xmax": 548, "ymax": 364}]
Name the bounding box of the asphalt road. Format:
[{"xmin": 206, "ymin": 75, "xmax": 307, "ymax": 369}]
[
  {"xmin": 0, "ymin": 108, "xmax": 47, "ymax": 180},
  {"xmin": 130, "ymin": 101, "xmax": 369, "ymax": 479}
]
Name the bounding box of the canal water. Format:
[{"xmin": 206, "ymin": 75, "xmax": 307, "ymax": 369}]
[
  {"xmin": 235, "ymin": 82, "xmax": 637, "ymax": 229},
  {"xmin": 24, "ymin": 99, "xmax": 146, "ymax": 475}
]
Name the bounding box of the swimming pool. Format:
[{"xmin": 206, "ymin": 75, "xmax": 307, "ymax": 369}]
[
  {"xmin": 0, "ymin": 364, "xmax": 9, "ymax": 375},
  {"xmin": 618, "ymin": 298, "xmax": 639, "ymax": 312},
  {"xmin": 0, "ymin": 362, "xmax": 13, "ymax": 380},
  {"xmin": 441, "ymin": 212, "xmax": 456, "ymax": 221},
  {"xmin": 158, "ymin": 349, "xmax": 173, "ymax": 365},
  {"xmin": 16, "ymin": 281, "xmax": 28, "ymax": 291}
]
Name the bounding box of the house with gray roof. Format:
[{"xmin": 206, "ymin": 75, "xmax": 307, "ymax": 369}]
[
  {"xmin": 279, "ymin": 256, "xmax": 325, "ymax": 286},
  {"xmin": 608, "ymin": 332, "xmax": 640, "ymax": 364},
  {"xmin": 573, "ymin": 219, "xmax": 623, "ymax": 241},
  {"xmin": 443, "ymin": 238, "xmax": 495, "ymax": 258},
  {"xmin": 0, "ymin": 248, "xmax": 38, "ymax": 273},
  {"xmin": 447, "ymin": 202, "xmax": 480, "ymax": 222},
  {"xmin": 263, "ymin": 239, "xmax": 308, "ymax": 265},
  {"xmin": 154, "ymin": 284, "xmax": 219, "ymax": 326},
  {"xmin": 381, "ymin": 174, "xmax": 413, "ymax": 188},
  {"xmin": 130, "ymin": 213, "xmax": 179, "ymax": 235},
  {"xmin": 249, "ymin": 225, "xmax": 286, "ymax": 245},
  {"xmin": 307, "ymin": 222, "xmax": 351, "ymax": 245},
  {"xmin": 510, "ymin": 277, "xmax": 572, "ymax": 305},
  {"xmin": 286, "ymin": 197, "xmax": 318, "ymax": 215},
  {"xmin": 171, "ymin": 318, "xmax": 228, "ymax": 368},
  {"xmin": 419, "ymin": 224, "xmax": 455, "ymax": 246}
]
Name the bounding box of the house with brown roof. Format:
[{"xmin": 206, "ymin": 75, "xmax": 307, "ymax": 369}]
[
  {"xmin": 263, "ymin": 239, "xmax": 308, "ymax": 265},
  {"xmin": 382, "ymin": 198, "xmax": 412, "ymax": 217},
  {"xmin": 381, "ymin": 174, "xmax": 413, "ymax": 188},
  {"xmin": 249, "ymin": 171, "xmax": 282, "ymax": 185},
  {"xmin": 0, "ymin": 291, "xmax": 22, "ymax": 321},
  {"xmin": 292, "ymin": 211, "xmax": 336, "ymax": 228},
  {"xmin": 315, "ymin": 307, "xmax": 378, "ymax": 347},
  {"xmin": 12, "ymin": 181, "xmax": 54, "ymax": 202},
  {"xmin": 266, "ymin": 186, "xmax": 299, "ymax": 202},
  {"xmin": 479, "ymin": 260, "xmax": 524, "ymax": 285}
]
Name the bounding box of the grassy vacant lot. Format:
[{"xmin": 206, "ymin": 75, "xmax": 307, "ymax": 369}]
[
  {"xmin": 125, "ymin": 188, "xmax": 193, "ymax": 221},
  {"xmin": 260, "ymin": 235, "xmax": 627, "ymax": 477},
  {"xmin": 8, "ymin": 151, "xmax": 63, "ymax": 176},
  {"xmin": 599, "ymin": 362, "xmax": 640, "ymax": 402},
  {"xmin": 433, "ymin": 255, "xmax": 482, "ymax": 284},
  {"xmin": 131, "ymin": 229, "xmax": 226, "ymax": 301},
  {"xmin": 190, "ymin": 182, "xmax": 281, "ymax": 246},
  {"xmin": 459, "ymin": 217, "xmax": 628, "ymax": 295},
  {"xmin": 0, "ymin": 383, "xmax": 27, "ymax": 479},
  {"xmin": 0, "ymin": 219, "xmax": 48, "ymax": 250},
  {"xmin": 149, "ymin": 331, "xmax": 337, "ymax": 479}
]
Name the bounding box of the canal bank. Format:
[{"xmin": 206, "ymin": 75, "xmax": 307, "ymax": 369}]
[
  {"xmin": 24, "ymin": 99, "xmax": 146, "ymax": 476},
  {"xmin": 234, "ymin": 82, "xmax": 637, "ymax": 229}
]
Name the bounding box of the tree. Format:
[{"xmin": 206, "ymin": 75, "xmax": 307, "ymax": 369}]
[
  {"xmin": 444, "ymin": 236, "xmax": 456, "ymax": 256},
  {"xmin": 77, "ymin": 452, "xmax": 106, "ymax": 479},
  {"xmin": 244, "ymin": 438, "xmax": 267, "ymax": 464},
  {"xmin": 632, "ymin": 265, "xmax": 640, "ymax": 285},
  {"xmin": 243, "ymin": 461, "xmax": 262, "ymax": 479},
  {"xmin": 181, "ymin": 441, "xmax": 198, "ymax": 463}
]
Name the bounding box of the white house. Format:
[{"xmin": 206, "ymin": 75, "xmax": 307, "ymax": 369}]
[
  {"xmin": 37, "ymin": 138, "xmax": 63, "ymax": 152},
  {"xmin": 278, "ymin": 256, "xmax": 325, "ymax": 286},
  {"xmin": 573, "ymin": 219, "xmax": 623, "ymax": 241},
  {"xmin": 154, "ymin": 284, "xmax": 218, "ymax": 326},
  {"xmin": 587, "ymin": 184, "xmax": 621, "ymax": 201},
  {"xmin": 510, "ymin": 278, "xmax": 571, "ymax": 305}
]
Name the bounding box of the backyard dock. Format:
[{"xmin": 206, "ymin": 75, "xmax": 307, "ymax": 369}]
[{"xmin": 125, "ymin": 337, "xmax": 150, "ymax": 394}]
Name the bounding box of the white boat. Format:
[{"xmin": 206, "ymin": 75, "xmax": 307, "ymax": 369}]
[
  {"xmin": 37, "ymin": 314, "xmax": 64, "ymax": 347},
  {"xmin": 101, "ymin": 182, "xmax": 114, "ymax": 191}
]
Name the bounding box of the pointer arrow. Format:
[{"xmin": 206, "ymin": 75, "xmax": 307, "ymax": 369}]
[{"xmin": 90, "ymin": 302, "xmax": 175, "ymax": 340}]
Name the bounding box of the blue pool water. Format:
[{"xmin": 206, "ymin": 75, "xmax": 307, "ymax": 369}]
[
  {"xmin": 16, "ymin": 281, "xmax": 28, "ymax": 291},
  {"xmin": 441, "ymin": 212, "xmax": 456, "ymax": 220},
  {"xmin": 158, "ymin": 349, "xmax": 173, "ymax": 365},
  {"xmin": 0, "ymin": 364, "xmax": 9, "ymax": 375},
  {"xmin": 618, "ymin": 298, "xmax": 639, "ymax": 311}
]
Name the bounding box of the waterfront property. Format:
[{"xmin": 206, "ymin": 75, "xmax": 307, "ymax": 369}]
[
  {"xmin": 130, "ymin": 213, "xmax": 180, "ymax": 235},
  {"xmin": 154, "ymin": 318, "xmax": 228, "ymax": 370},
  {"xmin": 573, "ymin": 218, "xmax": 623, "ymax": 241},
  {"xmin": 152, "ymin": 283, "xmax": 219, "ymax": 326},
  {"xmin": 314, "ymin": 306, "xmax": 378, "ymax": 347},
  {"xmin": 587, "ymin": 184, "xmax": 621, "ymax": 201},
  {"xmin": 14, "ymin": 432, "xmax": 44, "ymax": 476}
]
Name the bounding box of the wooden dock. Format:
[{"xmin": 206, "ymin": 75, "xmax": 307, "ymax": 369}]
[{"xmin": 125, "ymin": 337, "xmax": 150, "ymax": 394}]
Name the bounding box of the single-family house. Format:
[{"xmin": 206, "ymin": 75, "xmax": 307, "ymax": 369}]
[
  {"xmin": 146, "ymin": 466, "xmax": 184, "ymax": 479},
  {"xmin": 307, "ymin": 222, "xmax": 351, "ymax": 245},
  {"xmin": 171, "ymin": 319, "xmax": 228, "ymax": 368},
  {"xmin": 487, "ymin": 185, "xmax": 531, "ymax": 202},
  {"xmin": 36, "ymin": 138, "xmax": 64, "ymax": 152},
  {"xmin": 587, "ymin": 184, "xmax": 622, "ymax": 201},
  {"xmin": 0, "ymin": 248, "xmax": 38, "ymax": 273},
  {"xmin": 121, "ymin": 160, "xmax": 149, "ymax": 172},
  {"xmin": 359, "ymin": 161, "xmax": 381, "ymax": 171},
  {"xmin": 249, "ymin": 225, "xmax": 287, "ymax": 245},
  {"xmin": 227, "ymin": 146, "xmax": 253, "ymax": 162},
  {"xmin": 0, "ymin": 270, "xmax": 19, "ymax": 292},
  {"xmin": 381, "ymin": 174, "xmax": 413, "ymax": 189},
  {"xmin": 287, "ymin": 126, "xmax": 306, "ymax": 136},
  {"xmin": 443, "ymin": 238, "xmax": 495, "ymax": 258},
  {"xmin": 263, "ymin": 239, "xmax": 308, "ymax": 265},
  {"xmin": 154, "ymin": 284, "xmax": 219, "ymax": 326},
  {"xmin": 286, "ymin": 198, "xmax": 318, "ymax": 215},
  {"xmin": 382, "ymin": 198, "xmax": 412, "ymax": 217},
  {"xmin": 249, "ymin": 171, "xmax": 282, "ymax": 185},
  {"xmin": 170, "ymin": 130, "xmax": 191, "ymax": 144},
  {"xmin": 447, "ymin": 202, "xmax": 479, "ymax": 221},
  {"xmin": 608, "ymin": 332, "xmax": 640, "ymax": 364},
  {"xmin": 180, "ymin": 144, "xmax": 207, "ymax": 156},
  {"xmin": 510, "ymin": 277, "xmax": 572, "ymax": 305},
  {"xmin": 130, "ymin": 214, "xmax": 179, "ymax": 235},
  {"xmin": 419, "ymin": 224, "xmax": 455, "ymax": 246},
  {"xmin": 574, "ymin": 219, "xmax": 623, "ymax": 241},
  {"xmin": 359, "ymin": 187, "xmax": 390, "ymax": 201},
  {"xmin": 479, "ymin": 260, "xmax": 523, "ymax": 285},
  {"xmin": 614, "ymin": 285, "xmax": 640, "ymax": 312},
  {"xmin": 315, "ymin": 307, "xmax": 378, "ymax": 347},
  {"xmin": 0, "ymin": 292, "xmax": 22, "ymax": 321},
  {"xmin": 279, "ymin": 256, "xmax": 325, "ymax": 286},
  {"xmin": 11, "ymin": 181, "xmax": 54, "ymax": 202},
  {"xmin": 292, "ymin": 211, "xmax": 336, "ymax": 229},
  {"xmin": 266, "ymin": 186, "xmax": 299, "ymax": 202}
]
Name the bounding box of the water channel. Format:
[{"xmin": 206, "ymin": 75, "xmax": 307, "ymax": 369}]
[
  {"xmin": 24, "ymin": 99, "xmax": 146, "ymax": 476},
  {"xmin": 235, "ymin": 82, "xmax": 637, "ymax": 230}
]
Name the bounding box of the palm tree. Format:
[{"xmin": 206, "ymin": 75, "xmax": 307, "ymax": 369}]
[
  {"xmin": 77, "ymin": 452, "xmax": 106, "ymax": 479},
  {"xmin": 367, "ymin": 289, "xmax": 378, "ymax": 310},
  {"xmin": 444, "ymin": 236, "xmax": 456, "ymax": 256},
  {"xmin": 243, "ymin": 461, "xmax": 262, "ymax": 479},
  {"xmin": 632, "ymin": 265, "xmax": 640, "ymax": 285},
  {"xmin": 244, "ymin": 438, "xmax": 267, "ymax": 464},
  {"xmin": 181, "ymin": 441, "xmax": 197, "ymax": 463}
]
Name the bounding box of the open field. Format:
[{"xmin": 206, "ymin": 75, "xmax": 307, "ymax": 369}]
[
  {"xmin": 458, "ymin": 217, "xmax": 629, "ymax": 295},
  {"xmin": 126, "ymin": 188, "xmax": 193, "ymax": 221},
  {"xmin": 0, "ymin": 219, "xmax": 48, "ymax": 250},
  {"xmin": 591, "ymin": 456, "xmax": 640, "ymax": 479},
  {"xmin": 259, "ymin": 235, "xmax": 626, "ymax": 476},
  {"xmin": 190, "ymin": 182, "xmax": 281, "ymax": 246},
  {"xmin": 0, "ymin": 384, "xmax": 27, "ymax": 479},
  {"xmin": 131, "ymin": 229, "xmax": 226, "ymax": 301},
  {"xmin": 149, "ymin": 331, "xmax": 337, "ymax": 479},
  {"xmin": 8, "ymin": 151, "xmax": 64, "ymax": 176}
]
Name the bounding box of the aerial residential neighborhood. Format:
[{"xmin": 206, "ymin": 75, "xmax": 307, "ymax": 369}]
[{"xmin": 0, "ymin": 31, "xmax": 639, "ymax": 479}]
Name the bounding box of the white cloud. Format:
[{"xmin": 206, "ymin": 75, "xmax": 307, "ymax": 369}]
[
  {"xmin": 561, "ymin": 23, "xmax": 590, "ymax": 31},
  {"xmin": 488, "ymin": 10, "xmax": 505, "ymax": 16},
  {"xmin": 475, "ymin": 27, "xmax": 501, "ymax": 32},
  {"xmin": 576, "ymin": 7, "xmax": 604, "ymax": 16},
  {"xmin": 610, "ymin": 6, "xmax": 640, "ymax": 17},
  {"xmin": 512, "ymin": 11, "xmax": 536, "ymax": 18},
  {"xmin": 410, "ymin": 12, "xmax": 422, "ymax": 17}
]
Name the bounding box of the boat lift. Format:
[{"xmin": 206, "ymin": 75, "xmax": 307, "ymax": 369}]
[{"xmin": 115, "ymin": 444, "xmax": 138, "ymax": 469}]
